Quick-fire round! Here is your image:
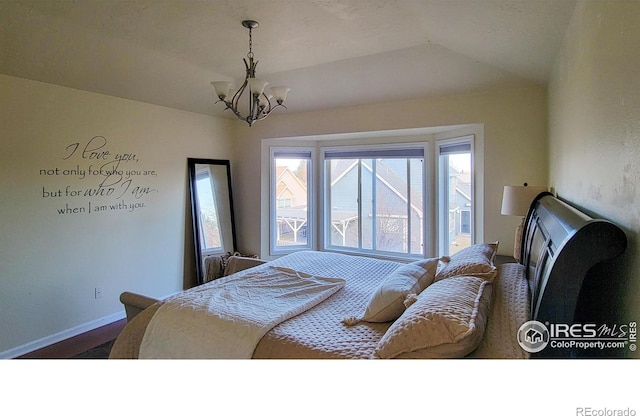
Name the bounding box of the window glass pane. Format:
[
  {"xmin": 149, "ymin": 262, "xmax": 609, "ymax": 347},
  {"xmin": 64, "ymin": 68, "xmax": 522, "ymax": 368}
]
[
  {"xmin": 443, "ymin": 152, "xmax": 472, "ymax": 255},
  {"xmin": 360, "ymin": 160, "xmax": 373, "ymax": 250},
  {"xmin": 195, "ymin": 172, "xmax": 223, "ymax": 253},
  {"xmin": 375, "ymin": 158, "xmax": 408, "ymax": 253},
  {"xmin": 410, "ymin": 158, "xmax": 424, "ymax": 255},
  {"xmin": 274, "ymin": 157, "xmax": 308, "ymax": 248},
  {"xmin": 328, "ymin": 159, "xmax": 359, "ymax": 248},
  {"xmin": 325, "ymin": 151, "xmax": 425, "ymax": 258}
]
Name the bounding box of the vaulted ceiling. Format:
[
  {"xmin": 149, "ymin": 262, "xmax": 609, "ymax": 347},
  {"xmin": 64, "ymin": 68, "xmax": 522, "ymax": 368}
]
[{"xmin": 0, "ymin": 0, "xmax": 577, "ymax": 117}]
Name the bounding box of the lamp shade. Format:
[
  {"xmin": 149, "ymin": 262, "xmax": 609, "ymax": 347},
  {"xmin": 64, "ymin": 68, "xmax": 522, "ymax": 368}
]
[
  {"xmin": 248, "ymin": 78, "xmax": 269, "ymax": 95},
  {"xmin": 270, "ymin": 86, "xmax": 290, "ymax": 104},
  {"xmin": 211, "ymin": 81, "xmax": 231, "ymax": 99},
  {"xmin": 501, "ymin": 185, "xmax": 548, "ymax": 216}
]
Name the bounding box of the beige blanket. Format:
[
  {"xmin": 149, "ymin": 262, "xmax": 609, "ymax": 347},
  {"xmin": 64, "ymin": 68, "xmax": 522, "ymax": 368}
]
[
  {"xmin": 139, "ymin": 265, "xmax": 345, "ymax": 359},
  {"xmin": 111, "ymin": 252, "xmax": 529, "ymax": 359}
]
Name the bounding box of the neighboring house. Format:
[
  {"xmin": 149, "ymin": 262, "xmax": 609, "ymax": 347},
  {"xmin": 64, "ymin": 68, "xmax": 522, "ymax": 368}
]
[
  {"xmin": 448, "ymin": 166, "xmax": 472, "ymax": 250},
  {"xmin": 329, "ymin": 159, "xmax": 423, "ymax": 253},
  {"xmin": 275, "ymin": 166, "xmax": 308, "ymax": 245},
  {"xmin": 275, "ymin": 166, "xmax": 307, "ymax": 209},
  {"xmin": 274, "ymin": 160, "xmax": 427, "ymax": 251}
]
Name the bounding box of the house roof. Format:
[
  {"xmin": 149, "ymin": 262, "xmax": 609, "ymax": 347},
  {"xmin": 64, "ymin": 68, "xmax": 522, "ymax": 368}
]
[
  {"xmin": 450, "ymin": 166, "xmax": 472, "ymax": 201},
  {"xmin": 0, "ymin": 0, "xmax": 577, "ymax": 117},
  {"xmin": 331, "ymin": 158, "xmax": 423, "ymax": 216}
]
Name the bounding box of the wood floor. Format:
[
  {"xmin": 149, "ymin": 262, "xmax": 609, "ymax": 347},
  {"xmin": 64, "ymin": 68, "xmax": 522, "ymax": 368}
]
[{"xmin": 16, "ymin": 319, "xmax": 127, "ymax": 359}]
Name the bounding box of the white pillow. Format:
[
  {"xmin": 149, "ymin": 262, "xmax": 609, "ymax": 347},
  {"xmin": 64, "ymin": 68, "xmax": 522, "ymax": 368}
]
[
  {"xmin": 360, "ymin": 257, "xmax": 442, "ymax": 323},
  {"xmin": 375, "ymin": 276, "xmax": 492, "ymax": 359},
  {"xmin": 435, "ymin": 242, "xmax": 499, "ymax": 282}
]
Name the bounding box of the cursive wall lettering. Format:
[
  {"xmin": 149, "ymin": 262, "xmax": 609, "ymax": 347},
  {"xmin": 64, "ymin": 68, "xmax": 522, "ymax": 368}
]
[{"xmin": 40, "ymin": 135, "xmax": 159, "ymax": 215}]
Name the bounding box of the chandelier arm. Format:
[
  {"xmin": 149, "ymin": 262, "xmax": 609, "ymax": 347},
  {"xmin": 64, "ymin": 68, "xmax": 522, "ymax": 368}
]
[
  {"xmin": 243, "ymin": 57, "xmax": 253, "ymax": 78},
  {"xmin": 257, "ymin": 96, "xmax": 289, "ymax": 121},
  {"xmin": 253, "ymin": 105, "xmax": 277, "ymax": 123},
  {"xmin": 224, "ymin": 96, "xmax": 286, "ymax": 127},
  {"xmin": 248, "ymin": 93, "xmax": 256, "ymax": 124},
  {"xmin": 223, "ymin": 102, "xmax": 247, "ymax": 123},
  {"xmin": 258, "ymin": 92, "xmax": 271, "ymax": 114},
  {"xmin": 247, "ymin": 93, "xmax": 274, "ymax": 125},
  {"xmin": 231, "ymin": 79, "xmax": 247, "ymax": 110},
  {"xmin": 216, "ymin": 95, "xmax": 246, "ymax": 123},
  {"xmin": 261, "ymin": 92, "xmax": 273, "ymax": 115}
]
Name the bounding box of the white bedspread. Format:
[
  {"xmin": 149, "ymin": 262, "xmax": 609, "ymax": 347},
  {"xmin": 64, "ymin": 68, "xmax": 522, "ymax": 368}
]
[{"xmin": 139, "ymin": 265, "xmax": 345, "ymax": 359}]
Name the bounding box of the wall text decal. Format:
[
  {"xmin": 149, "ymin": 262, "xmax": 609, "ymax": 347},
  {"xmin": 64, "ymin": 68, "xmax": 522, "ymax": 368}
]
[{"xmin": 39, "ymin": 136, "xmax": 159, "ymax": 215}]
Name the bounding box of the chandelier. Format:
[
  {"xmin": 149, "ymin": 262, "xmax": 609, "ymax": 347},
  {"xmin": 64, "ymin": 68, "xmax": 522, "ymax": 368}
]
[{"xmin": 211, "ymin": 20, "xmax": 290, "ymax": 127}]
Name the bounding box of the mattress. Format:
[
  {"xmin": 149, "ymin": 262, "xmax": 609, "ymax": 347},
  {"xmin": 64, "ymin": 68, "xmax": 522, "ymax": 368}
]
[
  {"xmin": 469, "ymin": 262, "xmax": 530, "ymax": 359},
  {"xmin": 110, "ymin": 251, "xmax": 530, "ymax": 359}
]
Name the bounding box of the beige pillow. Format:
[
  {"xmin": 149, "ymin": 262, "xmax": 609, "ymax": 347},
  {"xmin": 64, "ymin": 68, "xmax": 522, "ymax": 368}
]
[
  {"xmin": 375, "ymin": 276, "xmax": 492, "ymax": 359},
  {"xmin": 360, "ymin": 257, "xmax": 442, "ymax": 323},
  {"xmin": 435, "ymin": 242, "xmax": 499, "ymax": 282}
]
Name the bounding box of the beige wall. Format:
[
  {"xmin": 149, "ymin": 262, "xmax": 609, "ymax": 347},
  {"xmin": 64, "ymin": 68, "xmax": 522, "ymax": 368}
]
[
  {"xmin": 233, "ymin": 86, "xmax": 548, "ymax": 259},
  {"xmin": 0, "ymin": 74, "xmax": 234, "ymax": 356},
  {"xmin": 0, "ymin": 46, "xmax": 549, "ymax": 359},
  {"xmin": 548, "ymin": 0, "xmax": 640, "ymax": 351}
]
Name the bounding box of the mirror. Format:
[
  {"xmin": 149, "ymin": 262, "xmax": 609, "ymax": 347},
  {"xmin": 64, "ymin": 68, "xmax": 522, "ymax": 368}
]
[{"xmin": 188, "ymin": 158, "xmax": 237, "ymax": 285}]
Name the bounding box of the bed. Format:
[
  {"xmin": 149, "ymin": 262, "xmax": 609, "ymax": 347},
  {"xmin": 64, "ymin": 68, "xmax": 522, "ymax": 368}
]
[{"xmin": 109, "ymin": 193, "xmax": 627, "ymax": 359}]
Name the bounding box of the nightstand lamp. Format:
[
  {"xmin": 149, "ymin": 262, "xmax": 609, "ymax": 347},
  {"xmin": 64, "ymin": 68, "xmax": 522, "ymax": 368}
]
[{"xmin": 501, "ymin": 183, "xmax": 548, "ymax": 262}]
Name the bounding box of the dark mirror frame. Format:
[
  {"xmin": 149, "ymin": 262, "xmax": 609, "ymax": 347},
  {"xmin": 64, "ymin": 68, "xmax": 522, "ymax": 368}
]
[{"xmin": 187, "ymin": 158, "xmax": 237, "ymax": 285}]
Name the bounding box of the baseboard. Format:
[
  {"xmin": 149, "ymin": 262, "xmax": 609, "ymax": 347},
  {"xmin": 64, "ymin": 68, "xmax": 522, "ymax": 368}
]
[{"xmin": 0, "ymin": 311, "xmax": 126, "ymax": 359}]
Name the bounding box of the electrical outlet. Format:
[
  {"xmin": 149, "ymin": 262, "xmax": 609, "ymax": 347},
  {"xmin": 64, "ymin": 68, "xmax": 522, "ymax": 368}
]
[{"xmin": 94, "ymin": 286, "xmax": 103, "ymax": 299}]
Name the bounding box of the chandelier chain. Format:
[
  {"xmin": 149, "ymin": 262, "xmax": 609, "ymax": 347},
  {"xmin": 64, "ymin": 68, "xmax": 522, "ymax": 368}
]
[{"xmin": 247, "ymin": 27, "xmax": 254, "ymax": 59}]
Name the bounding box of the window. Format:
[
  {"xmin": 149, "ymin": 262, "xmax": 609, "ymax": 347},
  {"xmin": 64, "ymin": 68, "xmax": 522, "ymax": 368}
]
[
  {"xmin": 270, "ymin": 148, "xmax": 313, "ymax": 254},
  {"xmin": 195, "ymin": 167, "xmax": 224, "ymax": 255},
  {"xmin": 265, "ymin": 129, "xmax": 479, "ymax": 261},
  {"xmin": 438, "ymin": 138, "xmax": 473, "ymax": 256},
  {"xmin": 323, "ymin": 146, "xmax": 425, "ymax": 258}
]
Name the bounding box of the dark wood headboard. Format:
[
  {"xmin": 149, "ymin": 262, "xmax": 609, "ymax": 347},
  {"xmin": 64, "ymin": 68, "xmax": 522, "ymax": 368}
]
[{"xmin": 520, "ymin": 193, "xmax": 627, "ymax": 358}]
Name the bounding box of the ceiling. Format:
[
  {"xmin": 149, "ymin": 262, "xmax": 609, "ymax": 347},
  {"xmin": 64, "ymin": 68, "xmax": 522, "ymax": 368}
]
[{"xmin": 0, "ymin": 0, "xmax": 577, "ymax": 118}]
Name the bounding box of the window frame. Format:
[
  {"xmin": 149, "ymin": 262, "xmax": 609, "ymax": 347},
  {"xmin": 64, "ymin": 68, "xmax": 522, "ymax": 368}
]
[
  {"xmin": 436, "ymin": 136, "xmax": 475, "ymax": 256},
  {"xmin": 262, "ymin": 126, "xmax": 483, "ymax": 261},
  {"xmin": 269, "ymin": 147, "xmax": 315, "ymax": 256},
  {"xmin": 321, "ymin": 143, "xmax": 429, "ymax": 260}
]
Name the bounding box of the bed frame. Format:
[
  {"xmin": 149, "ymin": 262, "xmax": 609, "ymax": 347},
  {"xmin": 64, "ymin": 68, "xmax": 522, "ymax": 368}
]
[{"xmin": 520, "ymin": 192, "xmax": 627, "ymax": 358}]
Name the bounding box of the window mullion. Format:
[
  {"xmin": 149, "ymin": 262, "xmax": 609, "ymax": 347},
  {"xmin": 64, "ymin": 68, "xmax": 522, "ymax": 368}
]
[
  {"xmin": 357, "ymin": 160, "xmax": 363, "ymax": 250},
  {"xmin": 406, "ymin": 158, "xmax": 411, "ymax": 254},
  {"xmin": 371, "ymin": 159, "xmax": 377, "ymax": 252}
]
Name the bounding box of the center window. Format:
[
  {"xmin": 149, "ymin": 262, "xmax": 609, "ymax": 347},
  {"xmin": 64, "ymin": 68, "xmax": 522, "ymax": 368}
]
[{"xmin": 323, "ymin": 146, "xmax": 425, "ymax": 257}]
